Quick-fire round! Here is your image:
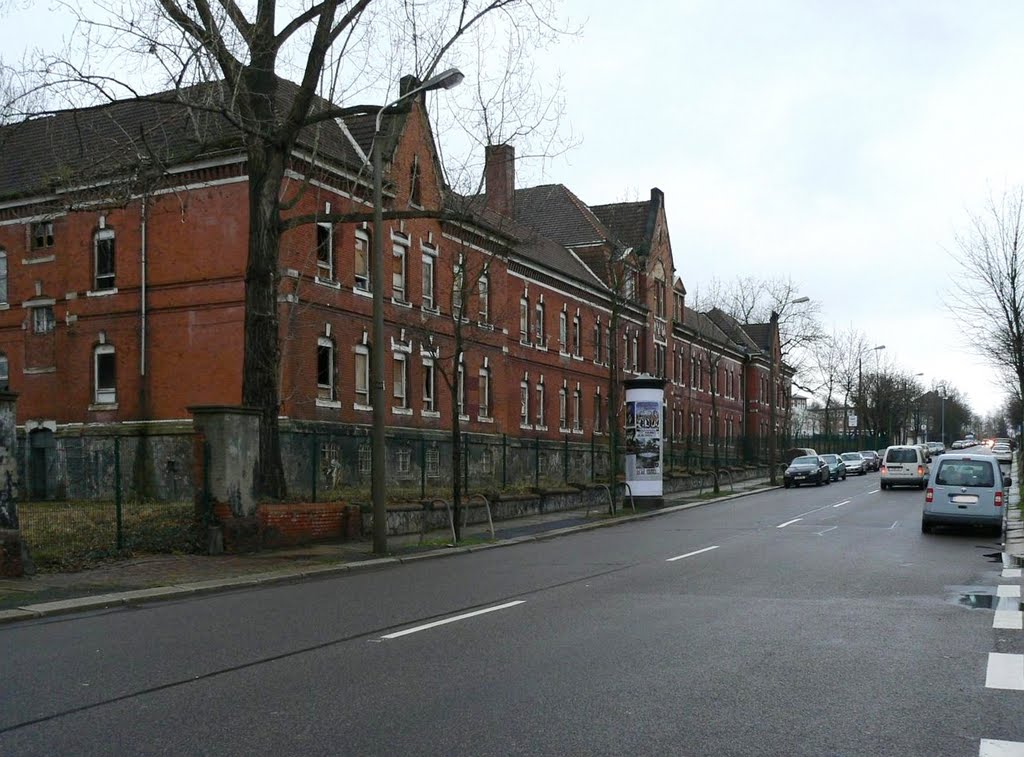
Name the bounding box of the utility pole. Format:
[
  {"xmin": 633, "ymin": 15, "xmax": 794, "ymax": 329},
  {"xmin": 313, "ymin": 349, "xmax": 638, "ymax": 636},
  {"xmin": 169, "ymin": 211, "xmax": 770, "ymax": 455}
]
[{"xmin": 768, "ymin": 311, "xmax": 779, "ymax": 485}]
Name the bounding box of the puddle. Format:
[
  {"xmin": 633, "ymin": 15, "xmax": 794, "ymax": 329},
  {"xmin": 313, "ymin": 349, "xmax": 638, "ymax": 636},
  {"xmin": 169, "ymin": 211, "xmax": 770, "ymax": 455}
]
[{"xmin": 957, "ymin": 592, "xmax": 1024, "ymax": 610}]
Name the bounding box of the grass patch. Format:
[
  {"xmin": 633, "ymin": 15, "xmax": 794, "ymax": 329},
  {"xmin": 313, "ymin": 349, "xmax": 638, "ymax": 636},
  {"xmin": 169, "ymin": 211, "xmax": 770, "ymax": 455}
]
[{"xmin": 18, "ymin": 500, "xmax": 200, "ymax": 572}]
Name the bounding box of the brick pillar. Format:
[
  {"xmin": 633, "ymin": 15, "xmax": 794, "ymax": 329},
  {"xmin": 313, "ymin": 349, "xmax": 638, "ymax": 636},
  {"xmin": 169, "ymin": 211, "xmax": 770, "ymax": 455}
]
[
  {"xmin": 189, "ymin": 405, "xmax": 262, "ymax": 552},
  {"xmin": 0, "ymin": 391, "xmax": 28, "ymax": 576}
]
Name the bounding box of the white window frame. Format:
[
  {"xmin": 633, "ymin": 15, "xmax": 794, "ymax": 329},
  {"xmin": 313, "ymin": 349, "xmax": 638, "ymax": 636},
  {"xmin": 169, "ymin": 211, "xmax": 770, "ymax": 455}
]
[
  {"xmin": 478, "ymin": 274, "xmax": 489, "ymax": 323},
  {"xmin": 572, "ymin": 315, "xmax": 581, "ymax": 356},
  {"xmin": 535, "ymin": 302, "xmax": 545, "ymax": 345},
  {"xmin": 479, "ymin": 366, "xmax": 491, "ymax": 419},
  {"xmin": 32, "ymin": 306, "xmax": 54, "ymax": 335},
  {"xmin": 392, "ymin": 242, "xmax": 407, "ymax": 303},
  {"xmin": 393, "ymin": 352, "xmax": 407, "ymax": 409},
  {"xmin": 94, "ymin": 344, "xmax": 116, "ymax": 404},
  {"xmin": 354, "ymin": 345, "xmax": 370, "ymax": 409},
  {"xmin": 520, "ymin": 381, "xmax": 530, "ymax": 427},
  {"xmin": 572, "ymin": 387, "xmax": 581, "ymax": 431},
  {"xmin": 317, "ymin": 336, "xmax": 335, "ymax": 401},
  {"xmin": 316, "ymin": 223, "xmax": 334, "ymax": 281},
  {"xmin": 559, "ymin": 386, "xmax": 568, "ymax": 430},
  {"xmin": 457, "ymin": 361, "xmax": 467, "ymax": 419},
  {"xmin": 559, "ymin": 311, "xmax": 568, "ymax": 352},
  {"xmin": 354, "ymin": 229, "xmax": 370, "ymax": 291},
  {"xmin": 94, "ymin": 229, "xmax": 116, "ymax": 291},
  {"xmin": 520, "ymin": 297, "xmax": 530, "ymax": 343},
  {"xmin": 535, "ymin": 381, "xmax": 546, "ymax": 428},
  {"xmin": 422, "ymin": 357, "xmax": 437, "ymax": 415}
]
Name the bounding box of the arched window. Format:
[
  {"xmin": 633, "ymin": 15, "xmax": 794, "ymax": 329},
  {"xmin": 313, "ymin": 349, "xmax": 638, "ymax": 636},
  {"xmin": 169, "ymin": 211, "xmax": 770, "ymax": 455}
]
[{"xmin": 94, "ymin": 344, "xmax": 116, "ymax": 404}]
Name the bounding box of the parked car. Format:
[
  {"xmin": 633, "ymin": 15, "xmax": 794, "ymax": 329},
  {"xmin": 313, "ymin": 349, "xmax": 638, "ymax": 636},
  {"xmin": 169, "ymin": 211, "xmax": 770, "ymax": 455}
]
[
  {"xmin": 921, "ymin": 453, "xmax": 1010, "ymax": 533},
  {"xmin": 784, "ymin": 447, "xmax": 819, "ymax": 465},
  {"xmin": 927, "ymin": 441, "xmax": 945, "ymax": 458},
  {"xmin": 821, "ymin": 454, "xmax": 848, "ymax": 481},
  {"xmin": 881, "ymin": 445, "xmax": 929, "ymax": 489},
  {"xmin": 784, "ymin": 455, "xmax": 830, "ymax": 488},
  {"xmin": 841, "ymin": 452, "xmax": 869, "ymax": 475},
  {"xmin": 858, "ymin": 450, "xmax": 881, "ymax": 471},
  {"xmin": 951, "ymin": 440, "xmax": 965, "ymax": 450},
  {"xmin": 992, "ymin": 442, "xmax": 1013, "ymax": 466}
]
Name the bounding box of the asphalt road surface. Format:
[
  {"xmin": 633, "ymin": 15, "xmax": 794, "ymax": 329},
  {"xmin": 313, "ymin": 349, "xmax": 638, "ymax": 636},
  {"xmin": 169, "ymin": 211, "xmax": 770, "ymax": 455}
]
[{"xmin": 4, "ymin": 473, "xmax": 1023, "ymax": 756}]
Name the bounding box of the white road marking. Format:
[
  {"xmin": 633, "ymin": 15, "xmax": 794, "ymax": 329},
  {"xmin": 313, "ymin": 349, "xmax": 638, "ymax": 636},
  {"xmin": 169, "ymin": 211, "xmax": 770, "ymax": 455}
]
[
  {"xmin": 1003, "ymin": 569, "xmax": 1023, "ymax": 579},
  {"xmin": 994, "ymin": 610, "xmax": 1023, "ymax": 630},
  {"xmin": 889, "ymin": 520, "xmax": 900, "ymax": 530},
  {"xmin": 777, "ymin": 518, "xmax": 803, "ymax": 529},
  {"xmin": 998, "ymin": 585, "xmax": 1022, "ymax": 598},
  {"xmin": 667, "ymin": 545, "xmax": 719, "ymax": 562},
  {"xmin": 986, "ymin": 653, "xmax": 1024, "ymax": 690},
  {"xmin": 833, "ymin": 500, "xmax": 851, "ymax": 508},
  {"xmin": 980, "ymin": 738, "xmax": 1024, "ymax": 756},
  {"xmin": 380, "ymin": 601, "xmax": 525, "ymax": 640},
  {"xmin": 869, "ymin": 489, "xmax": 880, "ymax": 494},
  {"xmin": 815, "ymin": 526, "xmax": 837, "ymax": 536}
]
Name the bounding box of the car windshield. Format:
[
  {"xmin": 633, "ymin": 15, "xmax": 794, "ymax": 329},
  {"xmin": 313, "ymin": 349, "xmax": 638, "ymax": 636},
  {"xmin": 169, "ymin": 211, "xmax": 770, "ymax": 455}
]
[
  {"xmin": 935, "ymin": 460, "xmax": 994, "ymax": 487},
  {"xmin": 822, "ymin": 455, "xmax": 838, "ymax": 463},
  {"xmin": 792, "ymin": 456, "xmax": 818, "ymax": 465},
  {"xmin": 886, "ymin": 448, "xmax": 917, "ymax": 463},
  {"xmin": 841, "ymin": 453, "xmax": 861, "ymax": 461},
  {"xmin": 859, "ymin": 451, "xmax": 875, "ymax": 457}
]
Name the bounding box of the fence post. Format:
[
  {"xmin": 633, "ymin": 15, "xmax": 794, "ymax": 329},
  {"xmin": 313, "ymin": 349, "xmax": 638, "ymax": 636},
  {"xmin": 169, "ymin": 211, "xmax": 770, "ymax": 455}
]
[
  {"xmin": 311, "ymin": 433, "xmax": 318, "ymax": 503},
  {"xmin": 563, "ymin": 435, "xmax": 568, "ymax": 484},
  {"xmin": 114, "ymin": 436, "xmax": 123, "ymax": 551},
  {"xmin": 501, "ymin": 433, "xmax": 507, "ymax": 489},
  {"xmin": 590, "ymin": 434, "xmax": 595, "ymax": 482},
  {"xmin": 420, "ymin": 437, "xmax": 426, "ymax": 499},
  {"xmin": 534, "ymin": 436, "xmax": 540, "ymax": 489},
  {"xmin": 463, "ymin": 433, "xmax": 469, "ymax": 493}
]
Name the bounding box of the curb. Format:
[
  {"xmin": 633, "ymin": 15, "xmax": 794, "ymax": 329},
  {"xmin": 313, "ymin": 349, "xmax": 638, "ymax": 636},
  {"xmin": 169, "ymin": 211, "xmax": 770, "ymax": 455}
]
[{"xmin": 0, "ymin": 482, "xmax": 776, "ymax": 625}]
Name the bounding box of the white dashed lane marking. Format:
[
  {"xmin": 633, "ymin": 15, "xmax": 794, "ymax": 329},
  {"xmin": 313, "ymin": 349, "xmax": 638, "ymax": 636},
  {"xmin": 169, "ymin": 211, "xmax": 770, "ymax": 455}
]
[
  {"xmin": 832, "ymin": 500, "xmax": 850, "ymax": 508},
  {"xmin": 986, "ymin": 653, "xmax": 1024, "ymax": 690},
  {"xmin": 776, "ymin": 518, "xmax": 802, "ymax": 529},
  {"xmin": 379, "ymin": 601, "xmax": 525, "ymax": 640},
  {"xmin": 666, "ymin": 545, "xmax": 719, "ymax": 562},
  {"xmin": 1002, "ymin": 569, "xmax": 1022, "ymax": 579},
  {"xmin": 980, "ymin": 738, "xmax": 1024, "ymax": 756}
]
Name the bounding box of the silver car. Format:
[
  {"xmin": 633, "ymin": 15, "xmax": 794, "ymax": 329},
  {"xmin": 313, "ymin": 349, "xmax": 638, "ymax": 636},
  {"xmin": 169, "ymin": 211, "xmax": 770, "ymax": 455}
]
[
  {"xmin": 922, "ymin": 454, "xmax": 1009, "ymax": 533},
  {"xmin": 841, "ymin": 452, "xmax": 868, "ymax": 475}
]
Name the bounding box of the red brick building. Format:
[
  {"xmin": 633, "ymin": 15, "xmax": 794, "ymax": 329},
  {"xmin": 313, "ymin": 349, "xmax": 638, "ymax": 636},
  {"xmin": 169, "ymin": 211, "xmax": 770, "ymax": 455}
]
[{"xmin": 0, "ymin": 78, "xmax": 790, "ymax": 497}]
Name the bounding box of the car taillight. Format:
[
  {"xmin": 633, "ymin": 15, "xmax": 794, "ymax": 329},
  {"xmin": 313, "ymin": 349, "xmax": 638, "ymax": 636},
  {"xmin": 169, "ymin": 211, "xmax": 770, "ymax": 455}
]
[
  {"xmin": 996, "ymin": 491, "xmax": 1004, "ymax": 507},
  {"xmin": 881, "ymin": 465, "xmax": 888, "ymax": 474},
  {"xmin": 917, "ymin": 465, "xmax": 925, "ymax": 476},
  {"xmin": 925, "ymin": 487, "xmax": 933, "ymax": 503}
]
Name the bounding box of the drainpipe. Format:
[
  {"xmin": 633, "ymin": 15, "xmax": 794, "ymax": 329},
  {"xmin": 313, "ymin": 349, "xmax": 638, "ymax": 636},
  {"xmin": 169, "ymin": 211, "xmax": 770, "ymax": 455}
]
[{"xmin": 140, "ymin": 195, "xmax": 147, "ymax": 377}]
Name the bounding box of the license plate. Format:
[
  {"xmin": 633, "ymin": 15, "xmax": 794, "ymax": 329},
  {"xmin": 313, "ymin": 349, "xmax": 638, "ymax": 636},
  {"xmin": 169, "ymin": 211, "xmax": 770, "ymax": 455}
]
[
  {"xmin": 950, "ymin": 494, "xmax": 978, "ymax": 505},
  {"xmin": 796, "ymin": 475, "xmax": 806, "ymax": 479}
]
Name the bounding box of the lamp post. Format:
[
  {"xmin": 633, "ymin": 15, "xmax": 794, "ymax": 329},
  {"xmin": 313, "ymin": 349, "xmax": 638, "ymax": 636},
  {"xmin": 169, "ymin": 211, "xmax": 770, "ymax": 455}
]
[
  {"xmin": 768, "ymin": 296, "xmax": 809, "ymax": 485},
  {"xmin": 939, "ymin": 383, "xmax": 947, "ymax": 448},
  {"xmin": 370, "ymin": 68, "xmax": 464, "ymax": 555}
]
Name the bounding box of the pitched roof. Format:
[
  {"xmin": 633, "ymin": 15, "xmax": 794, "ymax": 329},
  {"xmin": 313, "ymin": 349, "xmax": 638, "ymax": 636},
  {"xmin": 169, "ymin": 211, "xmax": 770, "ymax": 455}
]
[
  {"xmin": 743, "ymin": 322, "xmax": 772, "ymax": 353},
  {"xmin": 589, "ymin": 200, "xmax": 649, "ymax": 249},
  {"xmin": 683, "ymin": 306, "xmax": 732, "ymax": 347},
  {"xmin": 510, "ymin": 184, "xmax": 617, "ymax": 248},
  {"xmin": 706, "ymin": 308, "xmax": 761, "ymax": 353},
  {"xmin": 0, "ymin": 78, "xmax": 371, "ymax": 201}
]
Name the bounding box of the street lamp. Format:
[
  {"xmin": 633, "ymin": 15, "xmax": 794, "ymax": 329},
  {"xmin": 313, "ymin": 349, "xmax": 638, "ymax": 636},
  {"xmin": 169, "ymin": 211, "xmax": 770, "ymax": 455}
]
[
  {"xmin": 768, "ymin": 296, "xmax": 809, "ymax": 485},
  {"xmin": 370, "ymin": 68, "xmax": 464, "ymax": 555}
]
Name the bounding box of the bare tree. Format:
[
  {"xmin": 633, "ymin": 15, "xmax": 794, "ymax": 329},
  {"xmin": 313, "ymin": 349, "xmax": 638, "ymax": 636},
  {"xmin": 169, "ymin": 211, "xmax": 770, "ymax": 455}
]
[
  {"xmin": 11, "ymin": 0, "xmax": 570, "ymax": 498},
  {"xmin": 948, "ymin": 187, "xmax": 1024, "ymax": 430}
]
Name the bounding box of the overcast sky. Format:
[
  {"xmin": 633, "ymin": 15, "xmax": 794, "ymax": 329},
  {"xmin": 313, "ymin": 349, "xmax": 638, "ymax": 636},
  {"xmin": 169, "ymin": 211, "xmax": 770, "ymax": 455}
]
[{"xmin": 5, "ymin": 0, "xmax": 1024, "ymax": 419}]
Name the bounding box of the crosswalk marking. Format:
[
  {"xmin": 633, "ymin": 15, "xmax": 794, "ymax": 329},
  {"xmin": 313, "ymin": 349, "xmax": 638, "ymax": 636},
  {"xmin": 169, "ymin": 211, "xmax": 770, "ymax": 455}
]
[
  {"xmin": 1002, "ymin": 569, "xmax": 1022, "ymax": 579},
  {"xmin": 980, "ymin": 738, "xmax": 1024, "ymax": 756},
  {"xmin": 986, "ymin": 653, "xmax": 1024, "ymax": 690},
  {"xmin": 998, "ymin": 585, "xmax": 1021, "ymax": 598}
]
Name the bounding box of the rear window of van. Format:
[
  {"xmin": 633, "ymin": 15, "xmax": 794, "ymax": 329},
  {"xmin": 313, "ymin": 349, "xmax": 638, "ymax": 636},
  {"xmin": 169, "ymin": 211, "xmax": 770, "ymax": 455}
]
[
  {"xmin": 936, "ymin": 460, "xmax": 994, "ymax": 487},
  {"xmin": 886, "ymin": 448, "xmax": 918, "ymax": 464}
]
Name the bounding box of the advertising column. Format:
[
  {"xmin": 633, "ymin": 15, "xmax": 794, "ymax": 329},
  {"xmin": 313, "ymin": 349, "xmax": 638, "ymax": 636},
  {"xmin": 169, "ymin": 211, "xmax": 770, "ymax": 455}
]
[{"xmin": 624, "ymin": 374, "xmax": 667, "ymax": 505}]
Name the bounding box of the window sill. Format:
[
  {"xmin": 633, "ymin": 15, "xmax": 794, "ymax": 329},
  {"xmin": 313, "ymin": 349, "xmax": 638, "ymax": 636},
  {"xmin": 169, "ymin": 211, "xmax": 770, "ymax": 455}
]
[
  {"xmin": 559, "ymin": 349, "xmax": 569, "ymax": 357},
  {"xmin": 535, "ymin": 424, "xmax": 548, "ymax": 432},
  {"xmin": 458, "ymin": 414, "xmax": 470, "ymax": 422},
  {"xmin": 353, "ymin": 286, "xmax": 372, "ymax": 298},
  {"xmin": 572, "ymin": 354, "xmax": 583, "ymax": 361},
  {"xmin": 23, "ymin": 255, "xmax": 55, "ymax": 266},
  {"xmin": 315, "ymin": 277, "xmax": 341, "ymax": 290},
  {"xmin": 477, "ymin": 416, "xmax": 494, "ymax": 423},
  {"xmin": 392, "ymin": 407, "xmax": 413, "ymax": 416},
  {"xmin": 89, "ymin": 402, "xmax": 118, "ymax": 411},
  {"xmin": 86, "ymin": 288, "xmax": 118, "ymax": 297},
  {"xmin": 519, "ymin": 339, "xmax": 533, "ymax": 347},
  {"xmin": 316, "ymin": 398, "xmax": 341, "ymax": 409},
  {"xmin": 477, "ymin": 321, "xmax": 494, "ymax": 331},
  {"xmin": 23, "ymin": 366, "xmax": 56, "ymax": 374},
  {"xmin": 520, "ymin": 423, "xmax": 534, "ymax": 431},
  {"xmin": 421, "ymin": 305, "xmax": 439, "ymax": 315},
  {"xmin": 535, "ymin": 345, "xmax": 548, "ymax": 352},
  {"xmin": 421, "ymin": 410, "xmax": 441, "ymax": 419},
  {"xmin": 353, "ymin": 403, "xmax": 372, "ymax": 412},
  {"xmin": 391, "ymin": 298, "xmax": 413, "ymax": 309}
]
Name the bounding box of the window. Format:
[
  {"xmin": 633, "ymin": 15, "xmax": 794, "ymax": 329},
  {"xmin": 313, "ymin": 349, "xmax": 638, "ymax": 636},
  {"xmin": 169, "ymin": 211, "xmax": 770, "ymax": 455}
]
[
  {"xmin": 358, "ymin": 444, "xmax": 371, "ymax": 474},
  {"xmin": 409, "ymin": 154, "xmax": 422, "ymax": 207},
  {"xmin": 654, "ymin": 278, "xmax": 666, "ymax": 318},
  {"xmin": 631, "ymin": 334, "xmax": 639, "ymax": 372},
  {"xmin": 535, "ymin": 381, "xmax": 546, "ymax": 427},
  {"xmin": 392, "ymin": 243, "xmax": 406, "ymax": 302},
  {"xmin": 423, "ymin": 358, "xmax": 436, "ymax": 412},
  {"xmin": 421, "ymin": 254, "xmax": 435, "ymax": 310},
  {"xmin": 354, "ymin": 229, "xmax": 370, "ymax": 291},
  {"xmin": 397, "ymin": 448, "xmax": 412, "ymax": 475},
  {"xmin": 478, "ymin": 274, "xmax": 489, "ymax": 322},
  {"xmin": 572, "ymin": 387, "xmax": 581, "ymax": 431},
  {"xmin": 426, "ymin": 447, "xmax": 440, "ymax": 478},
  {"xmin": 316, "ymin": 223, "xmax": 333, "ymax": 280},
  {"xmin": 453, "ymin": 261, "xmax": 464, "ymax": 317},
  {"xmin": 690, "ymin": 355, "xmax": 697, "ymax": 389},
  {"xmin": 0, "ymin": 353, "xmax": 8, "ymax": 390},
  {"xmin": 535, "ymin": 302, "xmax": 545, "ymax": 344},
  {"xmin": 520, "ymin": 297, "xmax": 530, "ymax": 342},
  {"xmin": 572, "ymin": 315, "xmax": 581, "ymax": 356},
  {"xmin": 559, "ymin": 386, "xmax": 568, "ymax": 429},
  {"xmin": 355, "ymin": 346, "xmax": 370, "ymax": 406},
  {"xmin": 0, "ymin": 250, "xmax": 7, "ymax": 304},
  {"xmin": 479, "ymin": 367, "xmax": 491, "ymax": 418},
  {"xmin": 594, "ymin": 322, "xmax": 602, "ymax": 362},
  {"xmin": 317, "ymin": 337, "xmax": 334, "ymax": 400},
  {"xmin": 94, "ymin": 344, "xmax": 116, "ymax": 404},
  {"xmin": 520, "ymin": 381, "xmax": 530, "ymax": 426},
  {"xmin": 393, "ymin": 353, "xmax": 407, "ymax": 409},
  {"xmin": 95, "ymin": 229, "xmax": 116, "ymax": 290},
  {"xmin": 593, "ymin": 391, "xmax": 602, "ymax": 433},
  {"xmin": 559, "ymin": 311, "xmax": 568, "ymax": 352},
  {"xmin": 33, "ymin": 306, "xmax": 54, "ymax": 334},
  {"xmin": 32, "ymin": 221, "xmax": 54, "ymax": 249},
  {"xmin": 623, "ymin": 268, "xmax": 636, "ymax": 300}
]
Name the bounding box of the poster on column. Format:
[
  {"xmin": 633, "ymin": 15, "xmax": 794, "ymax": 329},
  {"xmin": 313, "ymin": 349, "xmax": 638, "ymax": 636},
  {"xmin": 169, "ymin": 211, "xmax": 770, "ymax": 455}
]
[{"xmin": 625, "ymin": 400, "xmax": 662, "ymax": 480}]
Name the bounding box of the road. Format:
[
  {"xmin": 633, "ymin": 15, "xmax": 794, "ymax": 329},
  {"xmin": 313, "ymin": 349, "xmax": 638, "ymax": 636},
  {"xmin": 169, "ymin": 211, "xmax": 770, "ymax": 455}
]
[{"xmin": 3, "ymin": 472, "xmax": 1023, "ymax": 756}]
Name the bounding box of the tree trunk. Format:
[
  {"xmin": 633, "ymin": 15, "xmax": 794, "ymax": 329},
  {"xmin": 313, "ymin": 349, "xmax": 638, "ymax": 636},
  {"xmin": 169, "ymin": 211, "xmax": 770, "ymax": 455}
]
[{"xmin": 242, "ymin": 143, "xmax": 287, "ymax": 499}]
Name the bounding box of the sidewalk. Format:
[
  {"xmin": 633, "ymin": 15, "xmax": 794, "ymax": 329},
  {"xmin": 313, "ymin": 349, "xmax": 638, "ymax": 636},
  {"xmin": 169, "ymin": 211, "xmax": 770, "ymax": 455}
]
[
  {"xmin": 1003, "ymin": 455, "xmax": 1024, "ymax": 564},
  {"xmin": 0, "ymin": 477, "xmax": 773, "ymax": 624}
]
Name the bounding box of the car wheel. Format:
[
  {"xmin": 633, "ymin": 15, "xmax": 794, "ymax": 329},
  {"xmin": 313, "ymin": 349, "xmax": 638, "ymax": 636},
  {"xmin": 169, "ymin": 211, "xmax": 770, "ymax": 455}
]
[
  {"xmin": 843, "ymin": 473, "xmax": 847, "ymax": 480},
  {"xmin": 784, "ymin": 482, "xmax": 790, "ymax": 489},
  {"xmin": 921, "ymin": 520, "xmax": 932, "ymax": 534},
  {"xmin": 919, "ymin": 480, "xmax": 926, "ymax": 490},
  {"xmin": 880, "ymin": 481, "xmax": 887, "ymax": 490}
]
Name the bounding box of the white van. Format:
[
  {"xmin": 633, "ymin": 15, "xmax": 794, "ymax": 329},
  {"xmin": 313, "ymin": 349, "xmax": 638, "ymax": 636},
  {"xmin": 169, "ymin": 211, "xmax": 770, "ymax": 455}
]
[{"xmin": 880, "ymin": 445, "xmax": 929, "ymax": 490}]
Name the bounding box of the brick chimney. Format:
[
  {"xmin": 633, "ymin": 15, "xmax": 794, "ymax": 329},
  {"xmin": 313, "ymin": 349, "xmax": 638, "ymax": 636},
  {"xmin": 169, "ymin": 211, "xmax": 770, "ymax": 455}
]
[
  {"xmin": 484, "ymin": 143, "xmax": 515, "ymax": 217},
  {"xmin": 399, "ymin": 75, "xmax": 420, "ymax": 97}
]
